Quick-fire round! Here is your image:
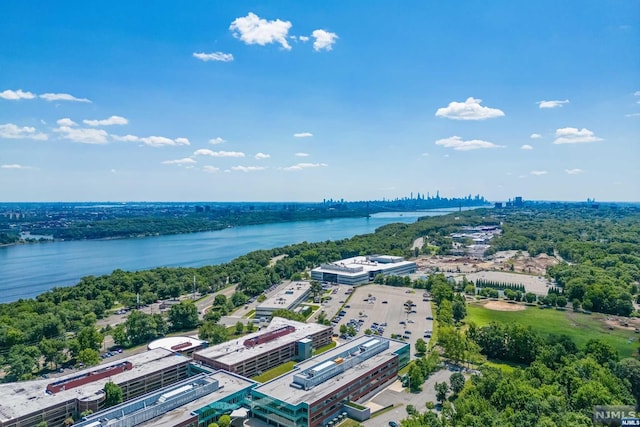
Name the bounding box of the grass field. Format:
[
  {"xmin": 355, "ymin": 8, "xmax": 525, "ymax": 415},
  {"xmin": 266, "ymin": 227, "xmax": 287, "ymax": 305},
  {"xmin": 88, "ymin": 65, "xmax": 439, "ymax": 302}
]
[
  {"xmin": 467, "ymin": 303, "xmax": 638, "ymax": 359},
  {"xmin": 251, "ymin": 361, "xmax": 297, "ymax": 383},
  {"xmin": 313, "ymin": 340, "xmax": 337, "ymax": 355}
]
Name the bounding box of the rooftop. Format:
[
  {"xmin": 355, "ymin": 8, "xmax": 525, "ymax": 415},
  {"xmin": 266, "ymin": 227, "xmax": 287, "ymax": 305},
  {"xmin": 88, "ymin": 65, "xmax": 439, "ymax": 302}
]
[
  {"xmin": 0, "ymin": 348, "xmax": 190, "ymax": 423},
  {"xmin": 194, "ymin": 317, "xmax": 330, "ymax": 366},
  {"xmin": 147, "ymin": 335, "xmax": 206, "ymax": 352},
  {"xmin": 252, "ymin": 336, "xmax": 407, "ymax": 405},
  {"xmin": 256, "ymin": 282, "xmax": 311, "ymax": 311},
  {"xmin": 313, "ymin": 256, "xmax": 416, "ymax": 277}
]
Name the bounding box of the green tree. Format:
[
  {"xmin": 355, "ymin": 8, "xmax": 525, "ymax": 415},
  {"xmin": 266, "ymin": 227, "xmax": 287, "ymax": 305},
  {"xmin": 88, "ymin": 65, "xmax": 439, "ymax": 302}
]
[
  {"xmin": 408, "ymin": 364, "xmax": 424, "ymax": 392},
  {"xmin": 38, "ymin": 338, "xmax": 66, "ymax": 370},
  {"xmin": 452, "ymin": 298, "xmax": 467, "ymax": 323},
  {"xmin": 339, "ymin": 324, "xmax": 347, "ymax": 335},
  {"xmin": 169, "ymin": 300, "xmax": 199, "ymax": 331},
  {"xmin": 450, "ymin": 372, "xmax": 465, "ymax": 394},
  {"xmin": 199, "ymin": 322, "xmax": 228, "ymax": 344},
  {"xmin": 77, "ymin": 348, "xmax": 101, "ymax": 367},
  {"xmin": 104, "ymin": 382, "xmax": 123, "ymax": 407},
  {"xmin": 415, "ymin": 338, "xmax": 427, "ymax": 355},
  {"xmin": 235, "ymin": 321, "xmax": 244, "ymax": 335},
  {"xmin": 435, "ymin": 381, "xmax": 449, "ymax": 404},
  {"xmin": 310, "ymin": 280, "xmax": 323, "ymax": 301},
  {"xmin": 76, "ymin": 326, "xmax": 104, "ymax": 353},
  {"xmin": 218, "ymin": 414, "xmax": 231, "ymax": 427}
]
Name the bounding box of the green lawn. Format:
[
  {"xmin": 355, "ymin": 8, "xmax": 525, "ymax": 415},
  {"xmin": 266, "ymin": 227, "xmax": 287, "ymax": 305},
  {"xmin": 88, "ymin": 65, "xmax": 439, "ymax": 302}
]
[
  {"xmin": 313, "ymin": 340, "xmax": 337, "ymax": 355},
  {"xmin": 251, "ymin": 361, "xmax": 297, "ymax": 383},
  {"xmin": 467, "ymin": 304, "xmax": 638, "ymax": 359}
]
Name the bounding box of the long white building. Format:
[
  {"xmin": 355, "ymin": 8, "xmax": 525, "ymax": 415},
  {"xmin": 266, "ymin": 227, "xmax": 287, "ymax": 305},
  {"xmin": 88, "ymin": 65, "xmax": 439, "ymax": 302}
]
[{"xmin": 311, "ymin": 255, "xmax": 417, "ymax": 285}]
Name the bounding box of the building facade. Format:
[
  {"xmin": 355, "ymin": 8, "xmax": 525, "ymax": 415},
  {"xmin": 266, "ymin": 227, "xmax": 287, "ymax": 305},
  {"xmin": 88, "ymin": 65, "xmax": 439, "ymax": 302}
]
[
  {"xmin": 193, "ymin": 318, "xmax": 332, "ymax": 378},
  {"xmin": 249, "ymin": 336, "xmax": 410, "ymax": 427},
  {"xmin": 311, "ymin": 255, "xmax": 417, "ymax": 285}
]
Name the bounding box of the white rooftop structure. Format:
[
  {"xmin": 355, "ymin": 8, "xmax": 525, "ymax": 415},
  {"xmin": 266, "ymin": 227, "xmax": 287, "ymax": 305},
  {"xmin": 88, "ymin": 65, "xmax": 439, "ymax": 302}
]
[
  {"xmin": 194, "ymin": 317, "xmax": 329, "ymax": 367},
  {"xmin": 0, "ymin": 348, "xmax": 190, "ymax": 426},
  {"xmin": 252, "ymin": 336, "xmax": 408, "ymax": 405},
  {"xmin": 255, "ymin": 282, "xmax": 311, "ymax": 318},
  {"xmin": 147, "ymin": 335, "xmax": 206, "ymax": 353},
  {"xmin": 311, "ymin": 255, "xmax": 417, "ymax": 285}
]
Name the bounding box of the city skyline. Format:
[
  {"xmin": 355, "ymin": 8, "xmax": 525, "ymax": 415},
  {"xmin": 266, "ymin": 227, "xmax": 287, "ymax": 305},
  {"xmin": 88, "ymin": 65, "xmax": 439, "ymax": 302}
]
[{"xmin": 1, "ymin": 1, "xmax": 639, "ymax": 202}]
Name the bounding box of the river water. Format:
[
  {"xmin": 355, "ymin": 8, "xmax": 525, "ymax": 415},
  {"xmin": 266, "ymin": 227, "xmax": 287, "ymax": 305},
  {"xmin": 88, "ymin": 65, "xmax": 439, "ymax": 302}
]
[{"xmin": 0, "ymin": 209, "xmax": 461, "ymax": 303}]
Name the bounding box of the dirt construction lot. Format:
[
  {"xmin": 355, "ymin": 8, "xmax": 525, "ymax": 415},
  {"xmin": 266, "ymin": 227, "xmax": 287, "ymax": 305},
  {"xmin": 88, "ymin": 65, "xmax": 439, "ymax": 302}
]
[{"xmin": 333, "ymin": 284, "xmax": 434, "ymax": 357}]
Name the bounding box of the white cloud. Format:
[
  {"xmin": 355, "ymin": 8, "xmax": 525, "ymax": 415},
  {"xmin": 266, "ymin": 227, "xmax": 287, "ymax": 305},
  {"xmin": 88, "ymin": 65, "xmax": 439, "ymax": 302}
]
[
  {"xmin": 1, "ymin": 164, "xmax": 32, "ymax": 169},
  {"xmin": 230, "ymin": 12, "xmax": 292, "ymax": 50},
  {"xmin": 625, "ymin": 113, "xmax": 640, "ymax": 118},
  {"xmin": 295, "ymin": 152, "xmax": 310, "ymax": 157},
  {"xmin": 203, "ymin": 165, "xmax": 220, "ymax": 173},
  {"xmin": 311, "ymin": 29, "xmax": 338, "ymax": 51},
  {"xmin": 0, "ymin": 89, "xmax": 36, "ymax": 100},
  {"xmin": 193, "ymin": 51, "xmax": 234, "ymax": 62},
  {"xmin": 83, "ymin": 116, "xmax": 128, "ymax": 126},
  {"xmin": 299, "ymin": 36, "xmax": 309, "ymax": 42},
  {"xmin": 210, "ymin": 137, "xmax": 226, "ymax": 145},
  {"xmin": 435, "ymin": 97, "xmax": 505, "ymax": 120},
  {"xmin": 421, "ymin": 153, "xmax": 429, "ymax": 157},
  {"xmin": 139, "ymin": 136, "xmax": 190, "ymax": 147},
  {"xmin": 521, "ymin": 144, "xmax": 533, "ymax": 150},
  {"xmin": 255, "ymin": 152, "xmax": 270, "ymax": 159},
  {"xmin": 111, "ymin": 134, "xmax": 140, "ymax": 142},
  {"xmin": 530, "ymin": 133, "xmax": 542, "ymax": 139},
  {"xmin": 565, "ymin": 168, "xmax": 584, "ymax": 175},
  {"xmin": 435, "ymin": 136, "xmax": 503, "ymax": 151},
  {"xmin": 194, "ymin": 149, "xmax": 245, "ymax": 157},
  {"xmin": 553, "ymin": 127, "xmax": 603, "ymax": 144},
  {"xmin": 162, "ymin": 158, "xmax": 197, "ymax": 165},
  {"xmin": 40, "ymin": 93, "xmax": 91, "ymax": 103},
  {"xmin": 0, "ymin": 123, "xmax": 48, "ymax": 140},
  {"xmin": 231, "ymin": 165, "xmax": 266, "ymax": 172},
  {"xmin": 294, "ymin": 132, "xmax": 313, "ymax": 138},
  {"xmin": 54, "ymin": 126, "xmax": 108, "ymax": 144},
  {"xmin": 57, "ymin": 118, "xmax": 77, "ymax": 126},
  {"xmin": 281, "ymin": 162, "xmax": 327, "ymax": 171},
  {"xmin": 530, "ymin": 170, "xmax": 548, "ymax": 176},
  {"xmin": 634, "ymin": 91, "xmax": 640, "ymax": 96},
  {"xmin": 537, "ymin": 99, "xmax": 569, "ymax": 109}
]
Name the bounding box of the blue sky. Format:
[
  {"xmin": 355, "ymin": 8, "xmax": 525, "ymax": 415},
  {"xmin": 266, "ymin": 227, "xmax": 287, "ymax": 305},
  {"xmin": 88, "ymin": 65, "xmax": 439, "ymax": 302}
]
[{"xmin": 1, "ymin": 1, "xmax": 639, "ymax": 202}]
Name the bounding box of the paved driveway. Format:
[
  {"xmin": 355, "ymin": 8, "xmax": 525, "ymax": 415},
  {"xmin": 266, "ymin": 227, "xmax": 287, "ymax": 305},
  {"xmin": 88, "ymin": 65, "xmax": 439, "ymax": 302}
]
[{"xmin": 362, "ymin": 368, "xmax": 451, "ymax": 427}]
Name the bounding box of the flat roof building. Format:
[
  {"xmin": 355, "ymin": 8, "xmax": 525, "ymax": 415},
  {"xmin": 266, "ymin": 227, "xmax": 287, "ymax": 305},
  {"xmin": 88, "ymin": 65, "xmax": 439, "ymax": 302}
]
[
  {"xmin": 255, "ymin": 282, "xmax": 311, "ymax": 319},
  {"xmin": 148, "ymin": 336, "xmax": 208, "ymax": 356},
  {"xmin": 249, "ymin": 336, "xmax": 410, "ymax": 427},
  {"xmin": 0, "ymin": 348, "xmax": 190, "ymax": 427},
  {"xmin": 193, "ymin": 317, "xmax": 332, "ymax": 378},
  {"xmin": 311, "ymin": 255, "xmax": 417, "ymax": 285},
  {"xmin": 75, "ymin": 370, "xmax": 256, "ymax": 427}
]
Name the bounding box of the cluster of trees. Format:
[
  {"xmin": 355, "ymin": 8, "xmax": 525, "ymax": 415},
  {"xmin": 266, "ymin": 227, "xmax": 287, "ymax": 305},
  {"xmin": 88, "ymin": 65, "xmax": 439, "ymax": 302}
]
[
  {"xmin": 475, "ymin": 279, "xmax": 525, "ymax": 293},
  {"xmin": 488, "ymin": 206, "xmax": 640, "ymax": 316},
  {"xmin": 15, "ymin": 205, "xmax": 373, "ymax": 242},
  {"xmin": 0, "ymin": 231, "xmax": 19, "ymax": 245},
  {"xmin": 404, "ymin": 328, "xmax": 640, "ymax": 426}
]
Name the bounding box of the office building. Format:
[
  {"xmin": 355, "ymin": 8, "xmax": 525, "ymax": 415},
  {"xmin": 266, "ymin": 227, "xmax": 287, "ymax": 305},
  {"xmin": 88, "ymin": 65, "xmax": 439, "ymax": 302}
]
[
  {"xmin": 311, "ymin": 255, "xmax": 417, "ymax": 285},
  {"xmin": 74, "ymin": 370, "xmax": 255, "ymax": 427},
  {"xmin": 0, "ymin": 348, "xmax": 190, "ymax": 427},
  {"xmin": 249, "ymin": 336, "xmax": 409, "ymax": 427},
  {"xmin": 255, "ymin": 282, "xmax": 312, "ymax": 319},
  {"xmin": 193, "ymin": 317, "xmax": 332, "ymax": 378}
]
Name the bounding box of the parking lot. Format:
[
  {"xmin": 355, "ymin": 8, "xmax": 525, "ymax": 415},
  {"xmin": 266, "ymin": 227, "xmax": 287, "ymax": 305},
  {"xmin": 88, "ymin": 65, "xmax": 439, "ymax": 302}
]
[{"xmin": 332, "ymin": 284, "xmax": 434, "ymax": 356}]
